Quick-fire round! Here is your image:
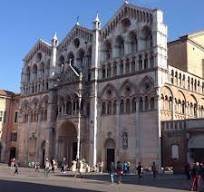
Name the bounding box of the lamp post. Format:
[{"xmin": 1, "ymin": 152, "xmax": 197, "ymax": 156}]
[{"xmin": 68, "ymin": 59, "xmax": 82, "ymax": 161}]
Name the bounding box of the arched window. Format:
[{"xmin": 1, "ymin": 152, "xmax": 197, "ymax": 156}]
[
  {"xmin": 115, "ymin": 36, "xmax": 125, "ymax": 57},
  {"xmin": 182, "ymin": 101, "xmax": 185, "ymax": 114},
  {"xmin": 132, "ymin": 97, "xmax": 136, "ymax": 112},
  {"xmin": 107, "ymin": 63, "xmax": 111, "ymax": 78},
  {"xmin": 77, "ymin": 49, "xmax": 85, "ymax": 67},
  {"xmin": 120, "ymin": 99, "xmax": 124, "ymax": 114},
  {"xmin": 150, "ymin": 97, "xmax": 155, "ymax": 110},
  {"xmin": 139, "ymin": 55, "xmax": 142, "ymax": 70},
  {"xmin": 144, "ymin": 54, "xmax": 148, "ymax": 69},
  {"xmin": 107, "ymin": 101, "xmax": 112, "ymax": 115},
  {"xmin": 139, "ymin": 97, "xmax": 143, "ymax": 112},
  {"xmin": 113, "ymin": 100, "xmax": 117, "ymax": 114},
  {"xmin": 113, "ymin": 62, "xmax": 117, "ymax": 76},
  {"xmin": 104, "ymin": 40, "xmax": 112, "ymax": 60},
  {"xmin": 126, "ymin": 99, "xmax": 130, "ymax": 113},
  {"xmin": 145, "ymin": 96, "xmax": 148, "ymax": 110},
  {"xmin": 120, "ymin": 61, "xmax": 124, "ymax": 75},
  {"xmin": 141, "ymin": 26, "xmax": 153, "ymax": 49},
  {"xmin": 125, "ymin": 59, "xmax": 130, "ymax": 73},
  {"xmin": 102, "ymin": 102, "xmax": 106, "ymax": 115},
  {"xmin": 32, "ymin": 64, "xmax": 37, "ymax": 80},
  {"xmin": 66, "ymin": 101, "xmax": 72, "ymax": 115},
  {"xmin": 131, "ymin": 58, "xmax": 135, "ymax": 72},
  {"xmin": 128, "ymin": 31, "xmax": 137, "ymax": 53},
  {"xmin": 26, "ymin": 66, "xmax": 31, "ymax": 82},
  {"xmin": 102, "ymin": 65, "xmax": 106, "ymax": 79}
]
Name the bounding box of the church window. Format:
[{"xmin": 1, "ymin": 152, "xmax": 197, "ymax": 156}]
[
  {"xmin": 131, "ymin": 59, "xmax": 135, "ymax": 72},
  {"xmin": 126, "ymin": 99, "xmax": 130, "ymax": 113},
  {"xmin": 120, "ymin": 61, "xmax": 124, "ymax": 75},
  {"xmin": 139, "ymin": 55, "xmax": 142, "ymax": 70},
  {"xmin": 104, "ymin": 40, "xmax": 112, "ymax": 60},
  {"xmin": 107, "ymin": 101, "xmax": 112, "ymax": 115},
  {"xmin": 139, "ymin": 97, "xmax": 143, "ymax": 112},
  {"xmin": 73, "ymin": 38, "xmax": 80, "ymax": 48},
  {"xmin": 107, "ymin": 63, "xmax": 111, "ymax": 78},
  {"xmin": 150, "ymin": 97, "xmax": 155, "ymax": 110},
  {"xmin": 144, "ymin": 54, "xmax": 148, "ymax": 69},
  {"xmin": 125, "ymin": 59, "xmax": 130, "ymax": 73},
  {"xmin": 102, "ymin": 102, "xmax": 106, "ymax": 115},
  {"xmin": 113, "ymin": 100, "xmax": 117, "ymax": 114},
  {"xmin": 120, "ymin": 99, "xmax": 124, "ymax": 114},
  {"xmin": 132, "ymin": 97, "xmax": 136, "ymax": 113},
  {"xmin": 116, "ymin": 36, "xmax": 125, "ymax": 57},
  {"xmin": 113, "ymin": 62, "xmax": 117, "ymax": 76},
  {"xmin": 102, "ymin": 65, "xmax": 106, "ymax": 79}
]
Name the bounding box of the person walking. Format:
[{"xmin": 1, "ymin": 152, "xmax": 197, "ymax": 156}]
[
  {"xmin": 61, "ymin": 157, "xmax": 66, "ymax": 173},
  {"xmin": 116, "ymin": 161, "xmax": 123, "ymax": 184},
  {"xmin": 184, "ymin": 163, "xmax": 191, "ymax": 180},
  {"xmin": 44, "ymin": 158, "xmax": 51, "ymax": 177},
  {"xmin": 110, "ymin": 162, "xmax": 115, "ymax": 184},
  {"xmin": 152, "ymin": 162, "xmax": 157, "ymax": 178},
  {"xmin": 137, "ymin": 162, "xmax": 142, "ymax": 179},
  {"xmin": 191, "ymin": 162, "xmax": 199, "ymax": 191},
  {"xmin": 13, "ymin": 160, "xmax": 19, "ymax": 175}
]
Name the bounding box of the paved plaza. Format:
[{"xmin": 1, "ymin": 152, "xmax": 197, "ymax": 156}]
[{"xmin": 0, "ymin": 164, "xmax": 192, "ymax": 192}]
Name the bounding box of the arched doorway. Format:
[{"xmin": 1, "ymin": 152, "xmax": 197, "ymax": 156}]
[
  {"xmin": 58, "ymin": 121, "xmax": 77, "ymax": 166},
  {"xmin": 105, "ymin": 138, "xmax": 115, "ymax": 171}
]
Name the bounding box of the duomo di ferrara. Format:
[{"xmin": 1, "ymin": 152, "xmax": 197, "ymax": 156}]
[{"xmin": 0, "ymin": 1, "xmax": 204, "ymax": 172}]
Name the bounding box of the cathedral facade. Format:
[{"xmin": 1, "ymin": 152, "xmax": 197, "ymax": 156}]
[{"xmin": 19, "ymin": 1, "xmax": 204, "ymax": 170}]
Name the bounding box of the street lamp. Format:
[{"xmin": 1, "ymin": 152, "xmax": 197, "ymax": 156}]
[{"xmin": 68, "ymin": 59, "xmax": 82, "ymax": 161}]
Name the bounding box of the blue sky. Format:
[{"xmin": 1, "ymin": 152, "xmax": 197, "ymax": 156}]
[{"xmin": 0, "ymin": 0, "xmax": 204, "ymax": 92}]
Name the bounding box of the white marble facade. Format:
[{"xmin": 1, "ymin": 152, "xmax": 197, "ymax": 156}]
[{"xmin": 18, "ymin": 2, "xmax": 168, "ymax": 169}]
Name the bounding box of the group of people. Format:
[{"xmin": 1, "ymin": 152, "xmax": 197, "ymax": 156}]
[
  {"xmin": 109, "ymin": 161, "xmax": 157, "ymax": 184},
  {"xmin": 185, "ymin": 162, "xmax": 204, "ymax": 191}
]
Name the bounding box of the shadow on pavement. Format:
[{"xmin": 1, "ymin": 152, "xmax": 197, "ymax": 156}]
[
  {"xmin": 57, "ymin": 174, "xmax": 191, "ymax": 191},
  {"xmin": 0, "ymin": 179, "xmax": 102, "ymax": 192}
]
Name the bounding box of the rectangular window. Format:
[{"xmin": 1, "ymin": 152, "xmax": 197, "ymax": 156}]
[
  {"xmin": 10, "ymin": 132, "xmax": 17, "ymax": 142},
  {"xmin": 0, "ymin": 111, "xmax": 3, "ymax": 122},
  {"xmin": 3, "ymin": 111, "xmax": 6, "ymax": 123},
  {"xmin": 14, "ymin": 112, "xmax": 18, "ymax": 123},
  {"xmin": 171, "ymin": 144, "xmax": 179, "ymax": 160}
]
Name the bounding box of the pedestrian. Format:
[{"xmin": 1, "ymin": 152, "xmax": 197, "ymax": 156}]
[
  {"xmin": 14, "ymin": 160, "xmax": 19, "ymax": 175},
  {"xmin": 100, "ymin": 161, "xmax": 104, "ymax": 173},
  {"xmin": 61, "ymin": 157, "xmax": 66, "ymax": 173},
  {"xmin": 75, "ymin": 158, "xmax": 81, "ymax": 178},
  {"xmin": 123, "ymin": 161, "xmax": 128, "ymax": 175},
  {"xmin": 34, "ymin": 161, "xmax": 40, "ymax": 172},
  {"xmin": 137, "ymin": 162, "xmax": 142, "ymax": 179},
  {"xmin": 152, "ymin": 162, "xmax": 157, "ymax": 178},
  {"xmin": 116, "ymin": 161, "xmax": 123, "ymax": 184},
  {"xmin": 110, "ymin": 162, "xmax": 115, "ymax": 184},
  {"xmin": 191, "ymin": 162, "xmax": 199, "ymax": 191},
  {"xmin": 44, "ymin": 158, "xmax": 51, "ymax": 177},
  {"xmin": 184, "ymin": 163, "xmax": 191, "ymax": 180},
  {"xmin": 198, "ymin": 163, "xmax": 204, "ymax": 192}
]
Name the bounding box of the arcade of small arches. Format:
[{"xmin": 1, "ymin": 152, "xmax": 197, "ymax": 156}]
[
  {"xmin": 101, "ymin": 51, "xmax": 154, "ymax": 80},
  {"xmin": 57, "ymin": 94, "xmax": 90, "ymax": 118},
  {"xmin": 100, "ymin": 78, "xmax": 156, "ymax": 116},
  {"xmin": 20, "ymin": 96, "xmax": 49, "ymax": 123},
  {"xmin": 169, "ymin": 67, "xmax": 204, "ymax": 95},
  {"xmin": 161, "ymin": 86, "xmax": 204, "ymax": 120},
  {"xmin": 102, "ymin": 25, "xmax": 153, "ymax": 61},
  {"xmin": 57, "ymin": 46, "xmax": 92, "ymax": 74},
  {"xmin": 22, "ymin": 53, "xmax": 50, "ymax": 95}
]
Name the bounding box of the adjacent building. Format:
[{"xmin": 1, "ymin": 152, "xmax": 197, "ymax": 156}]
[{"xmin": 0, "ymin": 90, "xmax": 19, "ymax": 163}]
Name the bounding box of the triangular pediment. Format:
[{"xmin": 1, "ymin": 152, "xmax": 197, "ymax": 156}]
[
  {"xmin": 101, "ymin": 3, "xmax": 153, "ymax": 40},
  {"xmin": 58, "ymin": 25, "xmax": 93, "ymax": 52},
  {"xmin": 24, "ymin": 39, "xmax": 51, "ymax": 63}
]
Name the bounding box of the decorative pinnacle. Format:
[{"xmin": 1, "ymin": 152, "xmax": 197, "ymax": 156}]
[
  {"xmin": 53, "ymin": 32, "xmax": 58, "ymax": 40},
  {"xmin": 95, "ymin": 12, "xmax": 100, "ymax": 23},
  {"xmin": 124, "ymin": 0, "xmax": 129, "ymax": 4},
  {"xmin": 76, "ymin": 16, "xmax": 80, "ymax": 26}
]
